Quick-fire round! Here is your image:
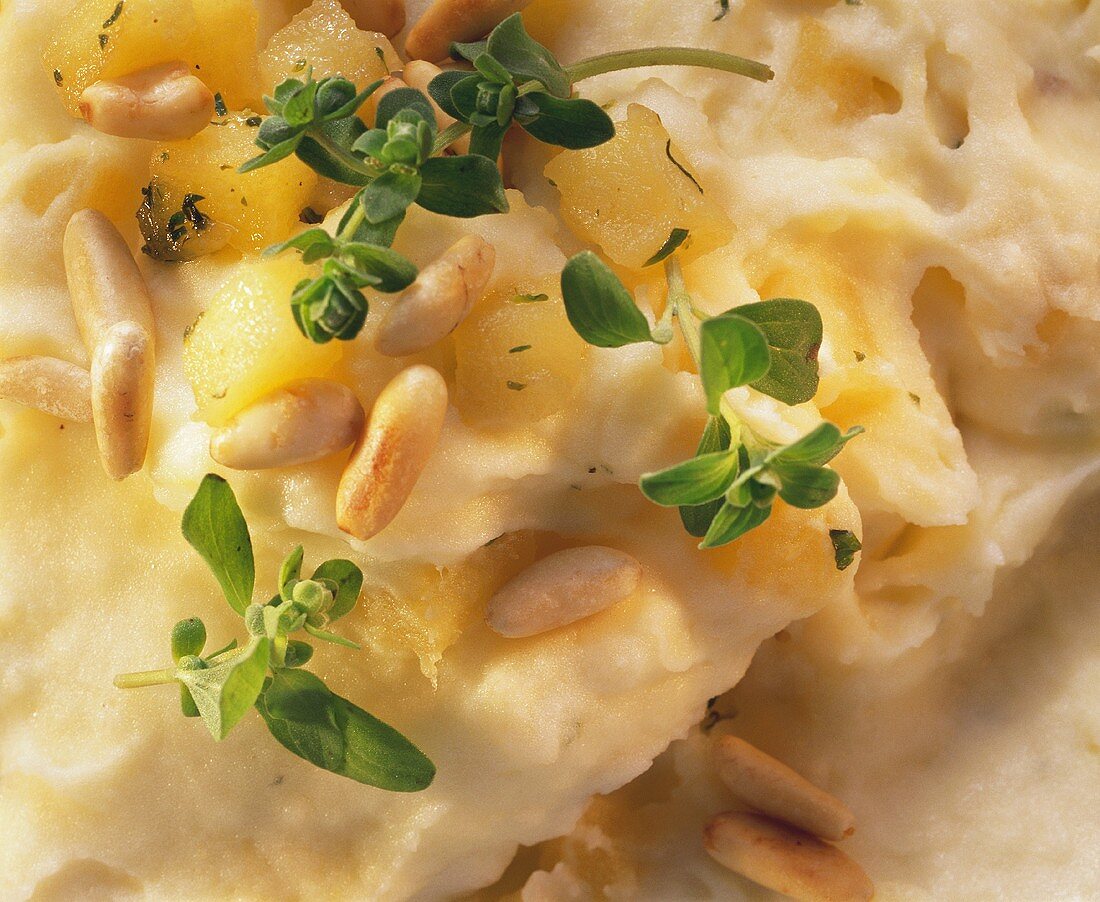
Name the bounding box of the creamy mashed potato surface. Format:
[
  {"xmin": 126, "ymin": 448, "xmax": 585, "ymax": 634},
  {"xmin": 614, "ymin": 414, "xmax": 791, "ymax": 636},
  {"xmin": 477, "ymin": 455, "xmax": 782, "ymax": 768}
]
[{"xmin": 0, "ymin": 0, "xmax": 1097, "ymax": 900}]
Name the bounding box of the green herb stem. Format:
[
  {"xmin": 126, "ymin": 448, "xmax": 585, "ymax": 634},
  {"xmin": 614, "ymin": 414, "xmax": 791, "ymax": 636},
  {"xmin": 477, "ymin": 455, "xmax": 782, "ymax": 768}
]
[
  {"xmin": 312, "ymin": 128, "xmax": 380, "ymax": 181},
  {"xmin": 566, "ymin": 47, "xmax": 773, "ymax": 85},
  {"xmin": 337, "ymin": 202, "xmax": 367, "ymax": 241},
  {"xmin": 431, "ymin": 121, "xmax": 473, "ymax": 155},
  {"xmin": 114, "ymin": 668, "xmax": 178, "ymax": 689},
  {"xmin": 665, "ymin": 257, "xmax": 702, "ymax": 367}
]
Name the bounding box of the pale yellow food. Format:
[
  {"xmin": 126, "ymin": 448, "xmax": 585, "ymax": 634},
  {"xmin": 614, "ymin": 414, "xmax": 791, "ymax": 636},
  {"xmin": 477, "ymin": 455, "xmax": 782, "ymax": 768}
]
[{"xmin": 0, "ymin": 1, "xmax": 1098, "ymax": 901}]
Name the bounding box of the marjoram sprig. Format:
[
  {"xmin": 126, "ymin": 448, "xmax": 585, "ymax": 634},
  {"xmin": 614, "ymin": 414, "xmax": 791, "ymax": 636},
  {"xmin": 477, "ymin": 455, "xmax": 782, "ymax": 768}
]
[
  {"xmin": 240, "ymin": 14, "xmax": 773, "ymax": 344},
  {"xmin": 114, "ymin": 474, "xmax": 435, "ymax": 791}
]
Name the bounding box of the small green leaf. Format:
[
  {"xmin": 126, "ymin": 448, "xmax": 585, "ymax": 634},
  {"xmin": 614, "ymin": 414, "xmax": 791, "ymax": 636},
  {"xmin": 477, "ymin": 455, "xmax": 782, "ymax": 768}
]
[
  {"xmin": 449, "ymin": 39, "xmax": 488, "ymax": 64},
  {"xmin": 182, "ymin": 474, "xmax": 255, "ymax": 615},
  {"xmin": 312, "ymin": 559, "xmax": 363, "ymax": 621},
  {"xmin": 239, "ymin": 134, "xmax": 302, "ymax": 174},
  {"xmin": 640, "ymin": 449, "xmax": 740, "ymax": 507},
  {"xmin": 428, "ymin": 69, "xmax": 469, "ymax": 120},
  {"xmin": 469, "ymin": 121, "xmax": 509, "ymax": 160},
  {"xmin": 418, "ymin": 155, "xmax": 509, "ymax": 217},
  {"xmin": 561, "ymin": 251, "xmax": 656, "ymax": 348},
  {"xmin": 771, "ymin": 461, "xmax": 841, "ymax": 509},
  {"xmin": 698, "ymin": 314, "xmax": 771, "ymax": 415},
  {"xmin": 264, "ymin": 228, "xmax": 335, "ymax": 263},
  {"xmin": 279, "ymin": 545, "xmax": 304, "ymax": 598},
  {"xmin": 643, "ymin": 228, "xmax": 690, "ymax": 267},
  {"xmin": 519, "ymin": 93, "xmax": 615, "ymax": 149},
  {"xmin": 679, "ymin": 415, "xmax": 733, "ymax": 537},
  {"xmin": 829, "ymin": 529, "xmax": 862, "ymax": 571},
  {"xmin": 179, "ymin": 685, "xmax": 200, "ymax": 718},
  {"xmin": 179, "ymin": 637, "xmax": 271, "ymax": 740},
  {"xmin": 171, "ymin": 618, "xmax": 206, "ymax": 662},
  {"xmin": 375, "ymin": 87, "xmax": 436, "ymax": 132},
  {"xmin": 284, "ymin": 639, "xmax": 314, "ymax": 668},
  {"xmin": 339, "ymin": 243, "xmax": 418, "ymax": 292},
  {"xmin": 257, "ymin": 669, "xmax": 435, "ymax": 791},
  {"xmin": 282, "ymin": 80, "xmax": 319, "ymax": 128},
  {"xmin": 770, "ymin": 423, "xmax": 863, "ymax": 468},
  {"xmin": 296, "ymin": 118, "xmax": 371, "ymax": 186},
  {"xmin": 728, "ymin": 299, "xmax": 822, "ymax": 406},
  {"xmin": 360, "ymin": 168, "xmax": 422, "ymax": 224},
  {"xmin": 700, "ymin": 501, "xmax": 770, "ymax": 549},
  {"xmin": 486, "ymin": 14, "xmax": 572, "ymax": 98},
  {"xmin": 319, "ymin": 77, "xmax": 383, "ymax": 121}
]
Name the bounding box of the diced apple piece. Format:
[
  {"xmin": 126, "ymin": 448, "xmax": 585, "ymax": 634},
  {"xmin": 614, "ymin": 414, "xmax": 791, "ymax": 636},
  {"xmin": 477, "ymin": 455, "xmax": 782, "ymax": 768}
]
[
  {"xmin": 545, "ymin": 103, "xmax": 733, "ymax": 270},
  {"xmin": 360, "ymin": 532, "xmax": 540, "ymax": 681},
  {"xmin": 183, "ymin": 257, "xmax": 342, "ymax": 425},
  {"xmin": 453, "ymin": 284, "xmax": 589, "ymax": 430},
  {"xmin": 259, "ymin": 0, "xmax": 399, "ymax": 94},
  {"xmin": 44, "ymin": 0, "xmax": 259, "ymax": 116},
  {"xmin": 140, "ymin": 114, "xmax": 317, "ymax": 257}
]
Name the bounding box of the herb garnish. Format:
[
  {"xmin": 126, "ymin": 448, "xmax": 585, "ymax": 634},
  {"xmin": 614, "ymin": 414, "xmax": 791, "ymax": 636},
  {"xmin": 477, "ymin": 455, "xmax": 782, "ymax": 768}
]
[
  {"xmin": 239, "ymin": 14, "xmax": 773, "ymax": 344},
  {"xmin": 714, "ymin": 0, "xmax": 731, "ymax": 21},
  {"xmin": 829, "ymin": 529, "xmax": 862, "ymax": 570},
  {"xmin": 115, "ymin": 474, "xmax": 435, "ymax": 791},
  {"xmin": 560, "ymin": 245, "xmax": 861, "ymax": 548},
  {"xmin": 644, "ymin": 227, "xmax": 691, "ymax": 267}
]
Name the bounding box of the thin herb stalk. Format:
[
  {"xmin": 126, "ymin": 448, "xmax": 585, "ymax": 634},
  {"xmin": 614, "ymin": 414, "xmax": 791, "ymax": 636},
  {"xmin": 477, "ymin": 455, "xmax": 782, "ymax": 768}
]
[{"xmin": 567, "ymin": 47, "xmax": 774, "ymax": 84}]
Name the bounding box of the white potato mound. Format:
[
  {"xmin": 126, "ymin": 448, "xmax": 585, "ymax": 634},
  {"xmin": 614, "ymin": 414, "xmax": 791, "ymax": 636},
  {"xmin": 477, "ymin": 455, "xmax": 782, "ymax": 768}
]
[{"xmin": 0, "ymin": 1, "xmax": 1098, "ymax": 902}]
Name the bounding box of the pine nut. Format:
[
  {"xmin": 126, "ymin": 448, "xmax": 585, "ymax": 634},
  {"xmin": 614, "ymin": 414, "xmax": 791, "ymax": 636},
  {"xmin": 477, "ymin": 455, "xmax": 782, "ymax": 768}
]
[
  {"xmin": 714, "ymin": 736, "xmax": 856, "ymax": 842},
  {"xmin": 340, "ymin": 0, "xmax": 405, "ymax": 37},
  {"xmin": 402, "ymin": 59, "xmax": 471, "ymax": 153},
  {"xmin": 79, "ymin": 62, "xmax": 214, "ymax": 142},
  {"xmin": 64, "ymin": 209, "xmax": 155, "ymax": 351},
  {"xmin": 376, "ymin": 235, "xmax": 495, "ymax": 357},
  {"xmin": 486, "ymin": 546, "xmax": 642, "ymax": 638},
  {"xmin": 210, "ymin": 379, "xmax": 364, "ymax": 470},
  {"xmin": 0, "ymin": 356, "xmax": 92, "ymax": 422},
  {"xmin": 405, "ymin": 0, "xmax": 534, "ymax": 63},
  {"xmin": 91, "ymin": 321, "xmax": 155, "ymax": 480},
  {"xmin": 336, "ymin": 365, "xmax": 448, "ymax": 540},
  {"xmin": 704, "ymin": 812, "xmax": 874, "ymax": 902}
]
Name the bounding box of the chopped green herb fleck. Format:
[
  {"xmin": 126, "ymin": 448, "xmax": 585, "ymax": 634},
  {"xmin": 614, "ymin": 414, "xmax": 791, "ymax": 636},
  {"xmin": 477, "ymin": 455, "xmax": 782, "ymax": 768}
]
[
  {"xmin": 508, "ymin": 344, "xmax": 532, "ymax": 353},
  {"xmin": 299, "ymin": 206, "xmax": 324, "ymax": 224},
  {"xmin": 98, "ymin": 33, "xmax": 109, "ymax": 49},
  {"xmin": 53, "ymin": 69, "xmax": 63, "ymax": 86},
  {"xmin": 714, "ymin": 0, "xmax": 731, "ymax": 21},
  {"xmin": 244, "ymin": 115, "xmax": 263, "ymax": 127},
  {"xmin": 909, "ymin": 392, "xmax": 921, "ymax": 406},
  {"xmin": 854, "ymin": 350, "xmax": 866, "ymax": 362},
  {"xmin": 506, "ymin": 380, "xmax": 526, "ymax": 391},
  {"xmin": 829, "ymin": 529, "xmax": 862, "ymax": 570},
  {"xmin": 213, "ymin": 92, "xmax": 228, "ymax": 117},
  {"xmin": 513, "ymin": 292, "xmax": 549, "ymax": 303},
  {"xmin": 102, "ymin": 1, "xmax": 124, "ymax": 28}
]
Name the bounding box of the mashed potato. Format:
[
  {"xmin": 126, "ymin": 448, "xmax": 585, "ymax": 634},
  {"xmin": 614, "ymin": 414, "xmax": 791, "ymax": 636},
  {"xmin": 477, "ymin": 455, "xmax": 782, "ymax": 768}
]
[{"xmin": 0, "ymin": 0, "xmax": 1097, "ymax": 900}]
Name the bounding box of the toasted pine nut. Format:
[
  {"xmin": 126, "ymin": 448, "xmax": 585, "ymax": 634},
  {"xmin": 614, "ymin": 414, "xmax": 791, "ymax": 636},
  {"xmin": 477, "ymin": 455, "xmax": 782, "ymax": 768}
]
[
  {"xmin": 402, "ymin": 59, "xmax": 471, "ymax": 153},
  {"xmin": 704, "ymin": 812, "xmax": 874, "ymax": 902},
  {"xmin": 405, "ymin": 0, "xmax": 534, "ymax": 63},
  {"xmin": 79, "ymin": 62, "xmax": 214, "ymax": 141},
  {"xmin": 336, "ymin": 365, "xmax": 448, "ymax": 540},
  {"xmin": 91, "ymin": 321, "xmax": 154, "ymax": 480},
  {"xmin": 0, "ymin": 356, "xmax": 92, "ymax": 422},
  {"xmin": 210, "ymin": 379, "xmax": 364, "ymax": 470},
  {"xmin": 64, "ymin": 209, "xmax": 155, "ymax": 351},
  {"xmin": 486, "ymin": 546, "xmax": 642, "ymax": 638},
  {"xmin": 714, "ymin": 736, "xmax": 856, "ymax": 842},
  {"xmin": 340, "ymin": 0, "xmax": 405, "ymax": 37},
  {"xmin": 376, "ymin": 236, "xmax": 495, "ymax": 357}
]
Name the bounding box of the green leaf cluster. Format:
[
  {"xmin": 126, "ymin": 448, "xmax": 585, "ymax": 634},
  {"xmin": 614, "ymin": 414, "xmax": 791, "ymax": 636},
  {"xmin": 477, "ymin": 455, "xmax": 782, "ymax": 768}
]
[
  {"xmin": 428, "ymin": 15, "xmax": 614, "ymax": 160},
  {"xmin": 116, "ymin": 474, "xmax": 434, "ymax": 792},
  {"xmin": 240, "ymin": 72, "xmax": 507, "ymax": 344},
  {"xmin": 560, "ymin": 242, "xmax": 861, "ymax": 550}
]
